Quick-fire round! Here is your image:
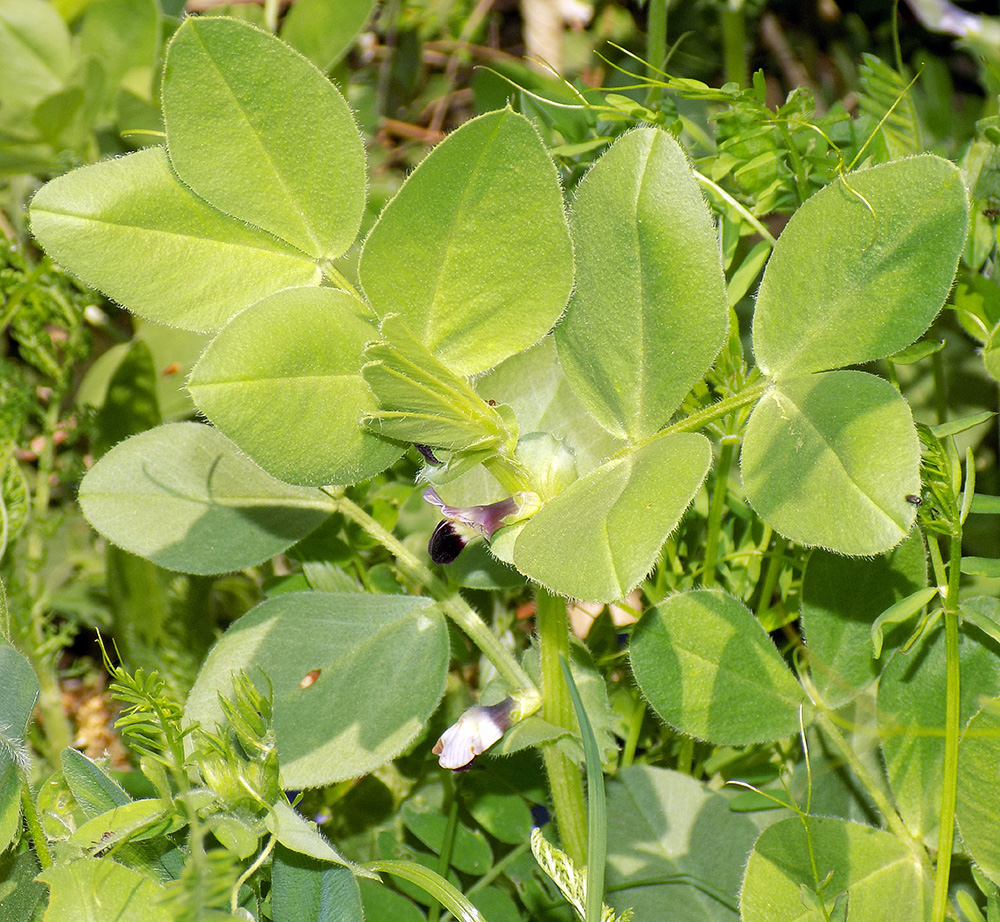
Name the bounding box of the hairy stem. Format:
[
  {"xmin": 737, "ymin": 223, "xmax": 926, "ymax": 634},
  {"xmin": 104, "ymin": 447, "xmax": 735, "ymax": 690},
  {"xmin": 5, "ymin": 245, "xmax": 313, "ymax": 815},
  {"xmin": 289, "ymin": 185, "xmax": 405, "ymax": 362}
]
[
  {"xmin": 931, "ymin": 531, "xmax": 963, "ymax": 922},
  {"xmin": 536, "ymin": 588, "xmax": 587, "ymax": 866},
  {"xmin": 702, "ymin": 438, "xmax": 736, "ymax": 588},
  {"xmin": 331, "ymin": 492, "xmax": 536, "ymax": 694}
]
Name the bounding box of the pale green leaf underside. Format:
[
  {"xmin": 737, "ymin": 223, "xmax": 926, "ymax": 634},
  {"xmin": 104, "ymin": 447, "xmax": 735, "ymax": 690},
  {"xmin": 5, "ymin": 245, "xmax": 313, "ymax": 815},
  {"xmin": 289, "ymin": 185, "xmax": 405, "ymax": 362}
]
[
  {"xmin": 630, "ymin": 590, "xmax": 805, "ymax": 746},
  {"xmin": 878, "ymin": 625, "xmax": 1000, "ymax": 842},
  {"xmin": 184, "ymin": 592, "xmax": 449, "ymax": 788},
  {"xmin": 512, "ymin": 430, "xmax": 711, "ymax": 602},
  {"xmin": 477, "ymin": 335, "xmax": 624, "ymax": 477},
  {"xmin": 741, "ymin": 370, "xmax": 919, "ymax": 555},
  {"xmin": 556, "ymin": 127, "xmax": 728, "ymax": 440},
  {"xmin": 801, "ymin": 531, "xmax": 927, "ymax": 708},
  {"xmin": 605, "ymin": 766, "xmax": 758, "ymax": 922},
  {"xmin": 78, "ymin": 422, "xmax": 333, "ymax": 574},
  {"xmin": 29, "ymin": 147, "xmax": 320, "ymax": 331},
  {"xmin": 753, "ymin": 154, "xmax": 969, "ymax": 379},
  {"xmin": 163, "ymin": 17, "xmax": 365, "ymax": 260},
  {"xmin": 741, "ymin": 816, "xmax": 929, "ymax": 922},
  {"xmin": 359, "ymin": 108, "xmax": 574, "ymax": 375},
  {"xmin": 957, "ymin": 701, "xmax": 1000, "ymax": 886},
  {"xmin": 38, "ymin": 858, "xmax": 173, "ymax": 922},
  {"xmin": 189, "ymin": 287, "xmax": 402, "ymax": 487}
]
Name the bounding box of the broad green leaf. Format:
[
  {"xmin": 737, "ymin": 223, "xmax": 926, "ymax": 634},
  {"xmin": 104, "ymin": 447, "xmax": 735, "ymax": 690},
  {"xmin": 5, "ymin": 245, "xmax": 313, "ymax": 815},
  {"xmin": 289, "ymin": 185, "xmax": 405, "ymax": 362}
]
[
  {"xmin": 401, "ymin": 802, "xmax": 492, "ymax": 874},
  {"xmin": 76, "ymin": 321, "xmax": 209, "ymax": 423},
  {"xmin": 29, "ymin": 147, "xmax": 320, "ymax": 331},
  {"xmin": 878, "ymin": 624, "xmax": 1000, "ymax": 842},
  {"xmin": 189, "ymin": 288, "xmax": 402, "ymax": 486},
  {"xmin": 268, "ymin": 798, "xmax": 356, "ymax": 869},
  {"xmin": 0, "ymin": 0, "xmax": 72, "ymax": 128},
  {"xmin": 0, "ymin": 643, "xmax": 36, "ymax": 853},
  {"xmin": 604, "ymin": 766, "xmax": 758, "ymax": 921},
  {"xmin": 163, "ymin": 18, "xmax": 364, "ymax": 260},
  {"xmin": 358, "ymin": 880, "xmax": 425, "ymax": 922},
  {"xmin": 38, "ymin": 858, "xmax": 172, "ymax": 922},
  {"xmin": 630, "ymin": 590, "xmax": 805, "ymax": 746},
  {"xmin": 78, "ymin": 0, "xmax": 159, "ymax": 111},
  {"xmin": 801, "ymin": 531, "xmax": 927, "ymax": 707},
  {"xmin": 272, "ymin": 846, "xmax": 363, "ymax": 922},
  {"xmin": 78, "ymin": 423, "xmax": 334, "ymax": 574},
  {"xmin": 0, "ymin": 851, "xmax": 46, "ymax": 922},
  {"xmin": 740, "ymin": 815, "xmax": 930, "ymax": 921},
  {"xmin": 69, "ymin": 798, "xmax": 172, "ymax": 852},
  {"xmin": 753, "ymin": 155, "xmax": 968, "ymax": 378},
  {"xmin": 61, "ymin": 749, "xmax": 130, "ymax": 817},
  {"xmin": 363, "ymin": 316, "xmax": 513, "ymax": 452},
  {"xmin": 957, "ymin": 700, "xmax": 1000, "ymax": 886},
  {"xmin": 477, "ymin": 337, "xmax": 623, "ymax": 477},
  {"xmin": 359, "ymin": 108, "xmax": 574, "ymax": 375},
  {"xmin": 279, "ymin": 0, "xmax": 375, "ymax": 70},
  {"xmin": 741, "ymin": 370, "xmax": 919, "ymax": 555},
  {"xmin": 512, "ymin": 431, "xmax": 711, "ymax": 602},
  {"xmin": 91, "ymin": 338, "xmax": 160, "ymax": 456},
  {"xmin": 185, "ymin": 592, "xmax": 449, "ymax": 787},
  {"xmin": 555, "ymin": 127, "xmax": 728, "ymax": 440},
  {"xmin": 458, "ymin": 773, "xmax": 533, "ymax": 845}
]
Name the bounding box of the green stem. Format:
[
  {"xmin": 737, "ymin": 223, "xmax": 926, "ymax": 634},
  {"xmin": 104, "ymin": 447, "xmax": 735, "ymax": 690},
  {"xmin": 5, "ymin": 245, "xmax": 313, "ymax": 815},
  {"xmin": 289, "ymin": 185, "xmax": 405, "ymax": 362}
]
[
  {"xmin": 720, "ymin": 2, "xmax": 748, "ymax": 88},
  {"xmin": 931, "ymin": 350, "xmax": 948, "ymax": 427},
  {"xmin": 755, "ymin": 533, "xmax": 787, "ymax": 624},
  {"xmin": 812, "ymin": 709, "xmax": 919, "ymax": 855},
  {"xmin": 331, "ymin": 493, "xmax": 536, "ymax": 694},
  {"xmin": 646, "ymin": 0, "xmax": 667, "ymax": 107},
  {"xmin": 23, "ymin": 401, "xmax": 73, "ymax": 762},
  {"xmin": 536, "ymin": 589, "xmax": 587, "ymax": 867},
  {"xmin": 661, "ymin": 382, "xmax": 767, "ymax": 438},
  {"xmin": 702, "ymin": 439, "xmax": 736, "ymax": 588},
  {"xmin": 320, "ymin": 262, "xmax": 363, "ymax": 301},
  {"xmin": 618, "ymin": 694, "xmax": 645, "ymax": 771},
  {"xmin": 931, "ymin": 532, "xmax": 963, "ymax": 922},
  {"xmin": 428, "ymin": 785, "xmax": 460, "ymax": 922},
  {"xmin": 780, "ymin": 124, "xmax": 811, "ymax": 206},
  {"xmin": 20, "ymin": 776, "xmax": 52, "ymax": 869}
]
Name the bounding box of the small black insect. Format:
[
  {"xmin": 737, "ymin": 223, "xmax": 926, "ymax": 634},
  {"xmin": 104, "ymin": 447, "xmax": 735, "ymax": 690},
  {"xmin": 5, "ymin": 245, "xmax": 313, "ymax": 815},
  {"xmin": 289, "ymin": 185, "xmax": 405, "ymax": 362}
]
[
  {"xmin": 414, "ymin": 443, "xmax": 441, "ymax": 465},
  {"xmin": 905, "ymin": 494, "xmax": 923, "ymax": 506}
]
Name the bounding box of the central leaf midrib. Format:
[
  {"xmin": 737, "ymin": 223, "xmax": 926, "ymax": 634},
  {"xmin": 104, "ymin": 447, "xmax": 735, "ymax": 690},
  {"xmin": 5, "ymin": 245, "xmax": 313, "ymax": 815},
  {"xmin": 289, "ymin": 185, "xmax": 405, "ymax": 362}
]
[{"xmin": 186, "ymin": 26, "xmax": 321, "ymax": 254}]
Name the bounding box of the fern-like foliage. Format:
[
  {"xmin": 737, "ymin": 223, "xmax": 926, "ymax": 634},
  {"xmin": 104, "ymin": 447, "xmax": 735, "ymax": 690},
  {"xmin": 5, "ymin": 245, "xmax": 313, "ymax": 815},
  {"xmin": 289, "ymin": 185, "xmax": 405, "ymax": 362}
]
[
  {"xmin": 100, "ymin": 637, "xmax": 192, "ymax": 772},
  {"xmin": 857, "ymin": 53, "xmax": 922, "ymax": 160}
]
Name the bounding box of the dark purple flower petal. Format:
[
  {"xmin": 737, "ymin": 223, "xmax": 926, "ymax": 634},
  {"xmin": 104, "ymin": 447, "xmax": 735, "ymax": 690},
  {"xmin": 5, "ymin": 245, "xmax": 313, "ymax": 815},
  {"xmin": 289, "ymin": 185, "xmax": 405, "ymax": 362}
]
[{"xmin": 428, "ymin": 520, "xmax": 467, "ymax": 564}]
